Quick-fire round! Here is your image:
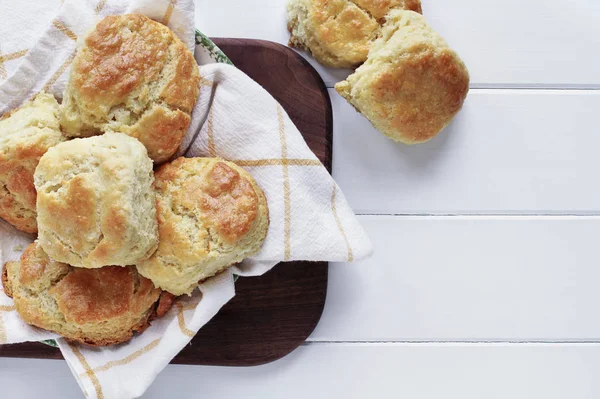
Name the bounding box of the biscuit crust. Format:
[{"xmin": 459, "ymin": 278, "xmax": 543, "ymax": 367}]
[
  {"xmin": 0, "ymin": 93, "xmax": 64, "ymax": 233},
  {"xmin": 350, "ymin": 0, "xmax": 422, "ymax": 20},
  {"xmin": 287, "ymin": 0, "xmax": 379, "ymax": 68},
  {"xmin": 287, "ymin": 0, "xmax": 422, "ymax": 68},
  {"xmin": 4, "ymin": 242, "xmax": 172, "ymax": 346},
  {"xmin": 335, "ymin": 10, "xmax": 469, "ymax": 144},
  {"xmin": 136, "ymin": 157, "xmax": 270, "ymax": 296},
  {"xmin": 34, "ymin": 132, "xmax": 158, "ymax": 268},
  {"xmin": 60, "ymin": 14, "xmax": 200, "ymax": 163}
]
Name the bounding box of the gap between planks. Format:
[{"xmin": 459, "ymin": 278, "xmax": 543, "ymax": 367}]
[
  {"xmin": 303, "ymin": 341, "xmax": 600, "ymax": 346},
  {"xmin": 325, "ymin": 84, "xmax": 600, "ymax": 90},
  {"xmin": 354, "ymin": 214, "xmax": 600, "ymax": 218}
]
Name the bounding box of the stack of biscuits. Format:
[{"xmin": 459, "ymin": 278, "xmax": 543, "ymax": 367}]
[
  {"xmin": 287, "ymin": 0, "xmax": 470, "ymax": 144},
  {"xmin": 0, "ymin": 14, "xmax": 269, "ymax": 346}
]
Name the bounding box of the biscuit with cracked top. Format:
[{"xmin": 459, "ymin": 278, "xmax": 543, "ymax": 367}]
[
  {"xmin": 0, "ymin": 92, "xmax": 64, "ymax": 233},
  {"xmin": 2, "ymin": 242, "xmax": 174, "ymax": 346},
  {"xmin": 34, "ymin": 132, "xmax": 158, "ymax": 269},
  {"xmin": 136, "ymin": 157, "xmax": 269, "ymax": 296},
  {"xmin": 286, "ymin": 0, "xmax": 422, "ymax": 68},
  {"xmin": 60, "ymin": 14, "xmax": 200, "ymax": 163}
]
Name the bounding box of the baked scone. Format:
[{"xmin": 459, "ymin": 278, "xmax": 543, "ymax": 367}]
[
  {"xmin": 60, "ymin": 14, "xmax": 200, "ymax": 163},
  {"xmin": 34, "ymin": 132, "xmax": 158, "ymax": 269},
  {"xmin": 335, "ymin": 10, "xmax": 469, "ymax": 144},
  {"xmin": 287, "ymin": 0, "xmax": 422, "ymax": 68},
  {"xmin": 287, "ymin": 0, "xmax": 379, "ymax": 68},
  {"xmin": 0, "ymin": 92, "xmax": 64, "ymax": 233},
  {"xmin": 351, "ymin": 0, "xmax": 422, "ymax": 20},
  {"xmin": 2, "ymin": 242, "xmax": 174, "ymax": 346},
  {"xmin": 136, "ymin": 157, "xmax": 269, "ymax": 296}
]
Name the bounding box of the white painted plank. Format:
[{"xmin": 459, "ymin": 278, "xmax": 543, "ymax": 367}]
[
  {"xmin": 0, "ymin": 359, "xmax": 82, "ymax": 398},
  {"xmin": 332, "ymin": 89, "xmax": 600, "ymax": 215},
  {"xmin": 195, "ymin": 0, "xmax": 600, "ymax": 87},
  {"xmin": 148, "ymin": 344, "xmax": 600, "ymax": 399},
  {"xmin": 3, "ymin": 344, "xmax": 600, "ymax": 398},
  {"xmin": 421, "ymin": 0, "xmax": 600, "ymax": 88},
  {"xmin": 310, "ymin": 215, "xmax": 600, "ymax": 341}
]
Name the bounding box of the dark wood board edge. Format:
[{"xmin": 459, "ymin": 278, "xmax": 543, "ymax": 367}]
[{"xmin": 0, "ymin": 38, "xmax": 332, "ymax": 367}]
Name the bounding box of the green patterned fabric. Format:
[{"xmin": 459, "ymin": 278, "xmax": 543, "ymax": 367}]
[{"xmin": 195, "ymin": 30, "xmax": 232, "ymax": 65}]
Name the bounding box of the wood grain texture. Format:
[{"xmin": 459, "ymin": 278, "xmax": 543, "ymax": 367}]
[{"xmin": 0, "ymin": 38, "xmax": 331, "ymax": 366}]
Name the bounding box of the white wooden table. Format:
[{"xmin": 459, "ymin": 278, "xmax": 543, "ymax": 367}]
[{"xmin": 3, "ymin": 0, "xmax": 600, "ymax": 397}]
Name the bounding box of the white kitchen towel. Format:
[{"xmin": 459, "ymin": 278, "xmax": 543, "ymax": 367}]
[{"xmin": 0, "ymin": 0, "xmax": 372, "ymax": 398}]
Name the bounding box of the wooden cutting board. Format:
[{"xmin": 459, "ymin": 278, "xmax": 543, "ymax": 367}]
[{"xmin": 0, "ymin": 38, "xmax": 331, "ymax": 366}]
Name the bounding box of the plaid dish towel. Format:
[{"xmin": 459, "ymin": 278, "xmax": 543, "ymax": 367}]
[{"xmin": 0, "ymin": 0, "xmax": 372, "ymax": 398}]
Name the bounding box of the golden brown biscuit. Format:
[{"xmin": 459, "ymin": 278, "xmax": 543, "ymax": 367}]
[
  {"xmin": 60, "ymin": 14, "xmax": 200, "ymax": 163},
  {"xmin": 287, "ymin": 0, "xmax": 422, "ymax": 68},
  {"xmin": 0, "ymin": 92, "xmax": 64, "ymax": 233},
  {"xmin": 350, "ymin": 0, "xmax": 422, "ymax": 20},
  {"xmin": 287, "ymin": 0, "xmax": 379, "ymax": 68},
  {"xmin": 136, "ymin": 157, "xmax": 269, "ymax": 296},
  {"xmin": 34, "ymin": 132, "xmax": 158, "ymax": 269},
  {"xmin": 3, "ymin": 242, "xmax": 174, "ymax": 346},
  {"xmin": 335, "ymin": 10, "xmax": 469, "ymax": 144}
]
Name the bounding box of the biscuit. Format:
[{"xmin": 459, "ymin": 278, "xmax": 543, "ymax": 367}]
[
  {"xmin": 60, "ymin": 14, "xmax": 200, "ymax": 163},
  {"xmin": 351, "ymin": 0, "xmax": 422, "ymax": 20},
  {"xmin": 0, "ymin": 92, "xmax": 64, "ymax": 233},
  {"xmin": 34, "ymin": 132, "xmax": 158, "ymax": 268},
  {"xmin": 287, "ymin": 0, "xmax": 379, "ymax": 68},
  {"xmin": 335, "ymin": 10, "xmax": 469, "ymax": 144},
  {"xmin": 136, "ymin": 157, "xmax": 269, "ymax": 296},
  {"xmin": 286, "ymin": 0, "xmax": 422, "ymax": 68},
  {"xmin": 3, "ymin": 242, "xmax": 174, "ymax": 346}
]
